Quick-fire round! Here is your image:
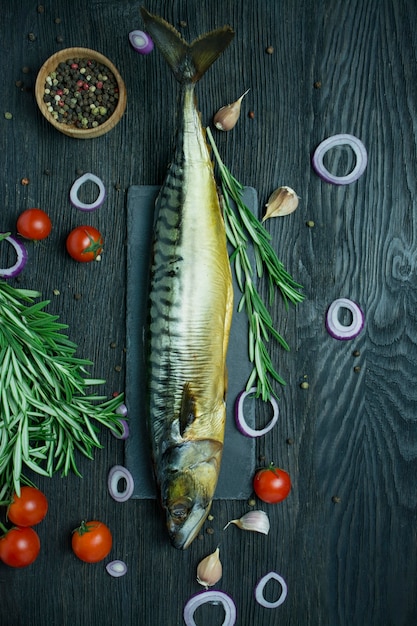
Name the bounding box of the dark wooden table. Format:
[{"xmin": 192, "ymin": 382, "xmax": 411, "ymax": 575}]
[{"xmin": 1, "ymin": 1, "xmax": 416, "ymax": 625}]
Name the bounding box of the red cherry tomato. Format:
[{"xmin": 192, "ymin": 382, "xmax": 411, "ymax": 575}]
[
  {"xmin": 7, "ymin": 486, "xmax": 48, "ymax": 527},
  {"xmin": 16, "ymin": 208, "xmax": 52, "ymax": 240},
  {"xmin": 253, "ymin": 465, "xmax": 291, "ymax": 503},
  {"xmin": 0, "ymin": 526, "xmax": 41, "ymax": 567},
  {"xmin": 66, "ymin": 225, "xmax": 103, "ymax": 262},
  {"xmin": 71, "ymin": 520, "xmax": 112, "ymax": 563}
]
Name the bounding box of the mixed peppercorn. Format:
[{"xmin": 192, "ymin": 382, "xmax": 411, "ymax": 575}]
[{"xmin": 42, "ymin": 57, "xmax": 119, "ymax": 129}]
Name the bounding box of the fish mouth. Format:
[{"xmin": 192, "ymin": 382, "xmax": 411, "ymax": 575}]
[{"xmin": 166, "ymin": 502, "xmax": 211, "ymax": 550}]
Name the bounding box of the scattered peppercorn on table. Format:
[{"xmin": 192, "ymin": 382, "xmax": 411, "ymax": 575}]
[{"xmin": 1, "ymin": 2, "xmax": 417, "ymax": 625}]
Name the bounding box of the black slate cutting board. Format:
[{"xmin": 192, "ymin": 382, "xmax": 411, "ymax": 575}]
[{"xmin": 125, "ymin": 185, "xmax": 259, "ymax": 499}]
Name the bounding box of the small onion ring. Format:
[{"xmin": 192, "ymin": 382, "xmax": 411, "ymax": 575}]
[
  {"xmin": 255, "ymin": 571, "xmax": 288, "ymax": 609},
  {"xmin": 106, "ymin": 560, "xmax": 127, "ymax": 577},
  {"xmin": 108, "ymin": 465, "xmax": 134, "ymax": 502},
  {"xmin": 129, "ymin": 30, "xmax": 154, "ymax": 55},
  {"xmin": 235, "ymin": 387, "xmax": 279, "ymax": 438},
  {"xmin": 0, "ymin": 234, "xmax": 28, "ymax": 278},
  {"xmin": 111, "ymin": 419, "xmax": 129, "ymax": 440},
  {"xmin": 183, "ymin": 591, "xmax": 237, "ymax": 626},
  {"xmin": 69, "ymin": 173, "xmax": 106, "ymax": 212},
  {"xmin": 326, "ymin": 298, "xmax": 364, "ymax": 340},
  {"xmin": 312, "ymin": 134, "xmax": 367, "ymax": 185},
  {"xmin": 115, "ymin": 403, "xmax": 128, "ymax": 417}
]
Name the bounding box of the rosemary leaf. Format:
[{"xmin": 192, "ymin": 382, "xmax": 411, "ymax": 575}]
[
  {"xmin": 83, "ymin": 416, "xmax": 101, "ymax": 446},
  {"xmin": 25, "ymin": 458, "xmax": 50, "ymax": 477},
  {"xmin": 13, "ymin": 433, "xmax": 22, "ymax": 493},
  {"xmin": 83, "ymin": 377, "xmax": 107, "ymax": 386},
  {"xmin": 207, "ymin": 127, "xmax": 304, "ymax": 400},
  {"xmin": 63, "ymin": 444, "xmax": 73, "ymax": 476},
  {"xmin": 0, "ymin": 280, "xmax": 125, "ymax": 497},
  {"xmin": 1, "ymin": 388, "xmax": 10, "ymax": 426},
  {"xmin": 0, "ymin": 428, "xmax": 8, "ymax": 460}
]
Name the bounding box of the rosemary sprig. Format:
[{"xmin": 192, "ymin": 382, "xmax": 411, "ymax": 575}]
[
  {"xmin": 207, "ymin": 127, "xmax": 304, "ymax": 400},
  {"xmin": 0, "ymin": 281, "xmax": 124, "ymax": 500}
]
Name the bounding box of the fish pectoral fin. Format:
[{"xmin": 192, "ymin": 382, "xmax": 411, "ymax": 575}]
[{"xmin": 179, "ymin": 382, "xmax": 198, "ymax": 437}]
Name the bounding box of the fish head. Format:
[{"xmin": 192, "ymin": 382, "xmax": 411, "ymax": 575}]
[
  {"xmin": 163, "ymin": 472, "xmax": 212, "ymax": 549},
  {"xmin": 160, "ymin": 440, "xmax": 223, "ymax": 549}
]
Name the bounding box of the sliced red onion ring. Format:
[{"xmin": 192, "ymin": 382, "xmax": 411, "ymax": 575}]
[
  {"xmin": 129, "ymin": 30, "xmax": 154, "ymax": 55},
  {"xmin": 69, "ymin": 173, "xmax": 106, "ymax": 212},
  {"xmin": 108, "ymin": 465, "xmax": 134, "ymax": 502},
  {"xmin": 0, "ymin": 233, "xmax": 28, "ymax": 278},
  {"xmin": 115, "ymin": 403, "xmax": 128, "ymax": 417},
  {"xmin": 326, "ymin": 298, "xmax": 364, "ymax": 340},
  {"xmin": 255, "ymin": 571, "xmax": 288, "ymax": 609},
  {"xmin": 183, "ymin": 591, "xmax": 237, "ymax": 626},
  {"xmin": 111, "ymin": 418, "xmax": 129, "ymax": 440},
  {"xmin": 106, "ymin": 560, "xmax": 127, "ymax": 577},
  {"xmin": 312, "ymin": 134, "xmax": 367, "ymax": 185},
  {"xmin": 235, "ymin": 387, "xmax": 279, "ymax": 437}
]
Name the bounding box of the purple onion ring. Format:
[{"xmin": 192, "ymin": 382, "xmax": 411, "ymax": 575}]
[
  {"xmin": 255, "ymin": 571, "xmax": 288, "ymax": 608},
  {"xmin": 69, "ymin": 173, "xmax": 106, "ymax": 211},
  {"xmin": 129, "ymin": 30, "xmax": 154, "ymax": 55},
  {"xmin": 106, "ymin": 560, "xmax": 127, "ymax": 577},
  {"xmin": 326, "ymin": 298, "xmax": 364, "ymax": 340},
  {"xmin": 115, "ymin": 403, "xmax": 128, "ymax": 417},
  {"xmin": 183, "ymin": 590, "xmax": 237, "ymax": 626},
  {"xmin": 312, "ymin": 134, "xmax": 367, "ymax": 185},
  {"xmin": 111, "ymin": 418, "xmax": 129, "ymax": 440},
  {"xmin": 235, "ymin": 387, "xmax": 279, "ymax": 438},
  {"xmin": 108, "ymin": 465, "xmax": 134, "ymax": 502},
  {"xmin": 0, "ymin": 234, "xmax": 28, "ymax": 278}
]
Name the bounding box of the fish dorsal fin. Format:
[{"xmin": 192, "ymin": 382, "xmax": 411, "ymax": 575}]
[
  {"xmin": 140, "ymin": 7, "xmax": 234, "ymax": 83},
  {"xmin": 179, "ymin": 382, "xmax": 197, "ymax": 437}
]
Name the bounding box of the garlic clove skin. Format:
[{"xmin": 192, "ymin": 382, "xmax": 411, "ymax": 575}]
[
  {"xmin": 213, "ymin": 89, "xmax": 250, "ymax": 131},
  {"xmin": 196, "ymin": 547, "xmax": 223, "ymax": 589},
  {"xmin": 223, "ymin": 510, "xmax": 270, "ymax": 535},
  {"xmin": 263, "ymin": 186, "xmax": 299, "ymax": 221}
]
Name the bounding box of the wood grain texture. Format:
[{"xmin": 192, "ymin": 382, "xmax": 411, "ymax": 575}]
[{"xmin": 0, "ymin": 1, "xmax": 416, "ymax": 625}]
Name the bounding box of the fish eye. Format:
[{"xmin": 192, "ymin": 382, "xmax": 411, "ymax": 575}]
[{"xmin": 169, "ymin": 501, "xmax": 189, "ymax": 522}]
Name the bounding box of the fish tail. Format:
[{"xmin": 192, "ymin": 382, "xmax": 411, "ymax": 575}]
[{"xmin": 140, "ymin": 7, "xmax": 234, "ymax": 84}]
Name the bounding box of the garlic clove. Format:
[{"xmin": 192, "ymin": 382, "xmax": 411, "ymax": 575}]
[
  {"xmin": 213, "ymin": 89, "xmax": 250, "ymax": 131},
  {"xmin": 223, "ymin": 510, "xmax": 270, "ymax": 535},
  {"xmin": 263, "ymin": 186, "xmax": 299, "ymax": 221},
  {"xmin": 196, "ymin": 547, "xmax": 223, "ymax": 589}
]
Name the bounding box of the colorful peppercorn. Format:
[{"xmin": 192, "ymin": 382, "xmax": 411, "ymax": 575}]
[{"xmin": 42, "ymin": 57, "xmax": 119, "ymax": 129}]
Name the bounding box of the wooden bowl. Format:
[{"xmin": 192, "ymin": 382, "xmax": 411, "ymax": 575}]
[{"xmin": 35, "ymin": 47, "xmax": 127, "ymax": 139}]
